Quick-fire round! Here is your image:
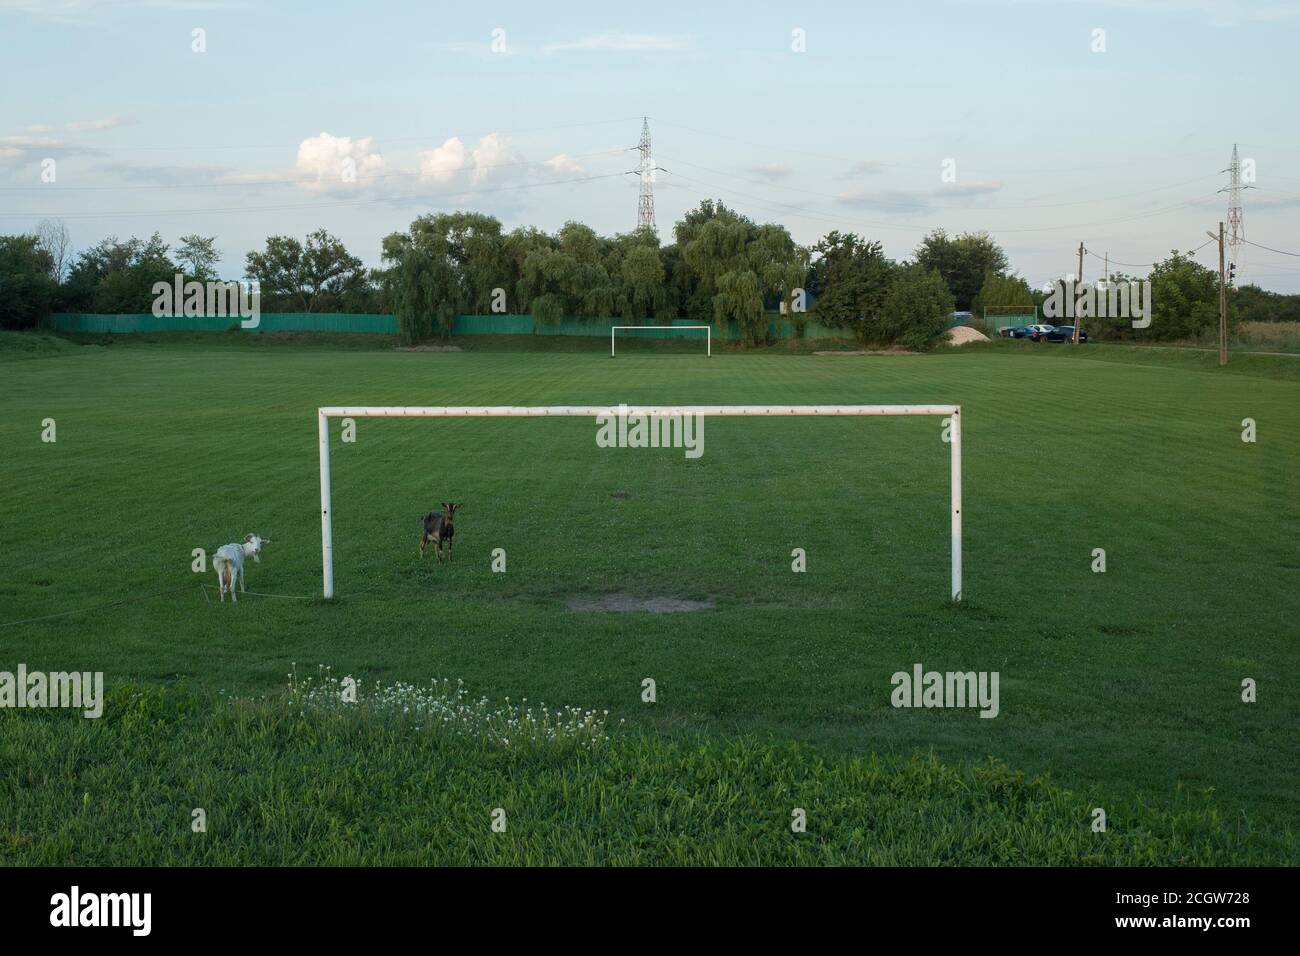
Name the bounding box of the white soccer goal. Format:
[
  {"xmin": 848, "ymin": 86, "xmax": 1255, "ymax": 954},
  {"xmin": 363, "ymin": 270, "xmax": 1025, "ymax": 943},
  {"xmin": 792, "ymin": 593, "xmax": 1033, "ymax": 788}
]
[
  {"xmin": 316, "ymin": 404, "xmax": 963, "ymax": 602},
  {"xmin": 611, "ymin": 325, "xmax": 711, "ymax": 357}
]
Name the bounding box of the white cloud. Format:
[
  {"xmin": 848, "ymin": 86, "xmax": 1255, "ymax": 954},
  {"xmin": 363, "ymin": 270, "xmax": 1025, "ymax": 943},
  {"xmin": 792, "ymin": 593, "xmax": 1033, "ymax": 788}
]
[
  {"xmin": 92, "ymin": 160, "xmax": 234, "ymax": 184},
  {"xmin": 839, "ymin": 160, "xmax": 887, "ymax": 179},
  {"xmin": 1002, "ymin": 0, "xmax": 1300, "ymax": 27},
  {"xmin": 0, "ymin": 1, "xmax": 244, "ymax": 24},
  {"xmin": 294, "ymin": 132, "xmax": 385, "ymax": 193},
  {"xmin": 66, "ymin": 115, "xmax": 136, "ymax": 131},
  {"xmin": 545, "ymin": 153, "xmax": 586, "ymax": 176},
  {"xmin": 419, "ymin": 137, "xmax": 470, "ymax": 184},
  {"xmin": 418, "ymin": 133, "xmax": 525, "ymax": 187},
  {"xmin": 837, "ymin": 189, "xmax": 930, "ymax": 214},
  {"xmin": 437, "ymin": 38, "xmax": 518, "ymax": 57},
  {"xmin": 838, "ymin": 181, "xmax": 1004, "ymax": 213},
  {"xmin": 0, "ymin": 135, "xmax": 62, "ymax": 149},
  {"xmin": 936, "ymin": 181, "xmax": 1004, "ymax": 199},
  {"xmin": 0, "ymin": 133, "xmax": 103, "ymax": 166},
  {"xmin": 1191, "ymin": 190, "xmax": 1300, "ymax": 210},
  {"xmin": 544, "ymin": 31, "xmax": 691, "ymax": 53},
  {"xmin": 747, "ymin": 162, "xmax": 791, "ymax": 181}
]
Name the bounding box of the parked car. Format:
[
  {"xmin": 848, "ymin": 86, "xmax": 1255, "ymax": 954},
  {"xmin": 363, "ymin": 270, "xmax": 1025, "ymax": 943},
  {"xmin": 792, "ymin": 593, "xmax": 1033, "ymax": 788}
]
[
  {"xmin": 1027, "ymin": 324, "xmax": 1056, "ymax": 341},
  {"xmin": 1007, "ymin": 326, "xmax": 1034, "ymax": 339},
  {"xmin": 1044, "ymin": 325, "xmax": 1088, "ymax": 343}
]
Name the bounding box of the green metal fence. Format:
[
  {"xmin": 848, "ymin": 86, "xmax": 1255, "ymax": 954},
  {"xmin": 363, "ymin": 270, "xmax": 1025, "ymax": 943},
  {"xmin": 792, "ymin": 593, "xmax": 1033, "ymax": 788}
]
[
  {"xmin": 452, "ymin": 315, "xmax": 843, "ymax": 340},
  {"xmin": 47, "ymin": 312, "xmax": 845, "ymax": 339},
  {"xmin": 47, "ymin": 313, "xmax": 399, "ymax": 334}
]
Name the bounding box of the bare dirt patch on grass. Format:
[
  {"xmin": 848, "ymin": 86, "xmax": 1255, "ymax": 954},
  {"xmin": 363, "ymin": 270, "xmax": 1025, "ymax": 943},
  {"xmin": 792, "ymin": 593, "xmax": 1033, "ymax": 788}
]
[
  {"xmin": 813, "ymin": 347, "xmax": 920, "ymax": 356},
  {"xmin": 567, "ymin": 593, "xmax": 716, "ymax": 613}
]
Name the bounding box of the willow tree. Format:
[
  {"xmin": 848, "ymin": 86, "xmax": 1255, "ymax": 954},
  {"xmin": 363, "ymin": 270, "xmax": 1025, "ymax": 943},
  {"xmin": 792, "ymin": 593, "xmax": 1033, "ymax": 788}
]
[
  {"xmin": 382, "ymin": 233, "xmax": 455, "ymax": 343},
  {"xmin": 380, "ymin": 212, "xmax": 508, "ymax": 341},
  {"xmin": 407, "ymin": 211, "xmax": 507, "ymax": 314},
  {"xmin": 604, "ymin": 227, "xmax": 669, "ymax": 321},
  {"xmin": 517, "ymin": 221, "xmax": 617, "ymax": 325},
  {"xmin": 616, "ymin": 243, "xmax": 669, "ymax": 320},
  {"xmin": 678, "ymin": 200, "xmax": 807, "ymax": 345}
]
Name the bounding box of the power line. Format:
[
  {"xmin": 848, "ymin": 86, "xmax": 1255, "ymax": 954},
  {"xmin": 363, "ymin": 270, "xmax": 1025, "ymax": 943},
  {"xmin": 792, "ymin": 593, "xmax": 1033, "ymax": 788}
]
[
  {"xmin": 0, "ymin": 171, "xmax": 630, "ymax": 221},
  {"xmin": 670, "ymin": 168, "xmax": 1216, "ymax": 236},
  {"xmin": 1085, "ymin": 249, "xmax": 1153, "ymax": 269},
  {"xmin": 1243, "ymin": 238, "xmax": 1300, "ymax": 258},
  {"xmin": 658, "ymin": 153, "xmax": 1219, "ymax": 213},
  {"xmin": 0, "ymin": 148, "xmax": 629, "ymax": 192},
  {"xmin": 1084, "ymin": 237, "xmax": 1216, "ymax": 270},
  {"xmin": 48, "ymin": 116, "xmax": 646, "ymax": 153},
  {"xmin": 650, "ymin": 117, "xmax": 1228, "ymax": 176}
]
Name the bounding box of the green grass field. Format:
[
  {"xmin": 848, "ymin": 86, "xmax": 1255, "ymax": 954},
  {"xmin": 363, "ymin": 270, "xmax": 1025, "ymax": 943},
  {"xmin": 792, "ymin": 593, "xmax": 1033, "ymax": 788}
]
[{"xmin": 1, "ymin": 332, "xmax": 1297, "ymax": 864}]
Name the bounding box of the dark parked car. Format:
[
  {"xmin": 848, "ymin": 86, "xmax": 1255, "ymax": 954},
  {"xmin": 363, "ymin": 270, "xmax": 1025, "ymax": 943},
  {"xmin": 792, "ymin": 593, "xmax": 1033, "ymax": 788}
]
[{"xmin": 1044, "ymin": 326, "xmax": 1088, "ymax": 343}]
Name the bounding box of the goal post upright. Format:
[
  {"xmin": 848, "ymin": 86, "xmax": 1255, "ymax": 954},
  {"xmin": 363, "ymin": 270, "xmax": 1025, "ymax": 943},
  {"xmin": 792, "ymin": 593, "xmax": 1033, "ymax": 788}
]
[
  {"xmin": 949, "ymin": 406, "xmax": 962, "ymax": 603},
  {"xmin": 318, "ymin": 409, "xmax": 335, "ymax": 599},
  {"xmin": 316, "ymin": 404, "xmax": 962, "ymax": 602},
  {"xmin": 611, "ymin": 325, "xmax": 711, "ymax": 357}
]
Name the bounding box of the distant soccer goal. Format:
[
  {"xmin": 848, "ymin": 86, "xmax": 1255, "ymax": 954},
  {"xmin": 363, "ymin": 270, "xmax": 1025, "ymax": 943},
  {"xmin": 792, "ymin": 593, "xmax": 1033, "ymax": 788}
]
[
  {"xmin": 983, "ymin": 304, "xmax": 1038, "ymax": 335},
  {"xmin": 611, "ymin": 325, "xmax": 711, "ymax": 357}
]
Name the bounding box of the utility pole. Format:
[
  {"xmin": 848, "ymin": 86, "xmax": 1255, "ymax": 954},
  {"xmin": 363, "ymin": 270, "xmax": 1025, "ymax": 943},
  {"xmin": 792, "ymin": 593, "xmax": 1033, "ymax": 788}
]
[
  {"xmin": 1218, "ymin": 220, "xmax": 1227, "ymax": 366},
  {"xmin": 1206, "ymin": 222, "xmax": 1227, "ymax": 366},
  {"xmin": 1075, "ymin": 242, "xmax": 1085, "ymax": 343}
]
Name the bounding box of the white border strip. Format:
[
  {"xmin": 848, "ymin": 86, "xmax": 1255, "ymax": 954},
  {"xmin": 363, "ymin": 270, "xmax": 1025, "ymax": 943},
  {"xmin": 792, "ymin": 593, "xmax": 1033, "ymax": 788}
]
[
  {"xmin": 611, "ymin": 325, "xmax": 711, "ymax": 357},
  {"xmin": 317, "ymin": 405, "xmax": 962, "ymax": 602}
]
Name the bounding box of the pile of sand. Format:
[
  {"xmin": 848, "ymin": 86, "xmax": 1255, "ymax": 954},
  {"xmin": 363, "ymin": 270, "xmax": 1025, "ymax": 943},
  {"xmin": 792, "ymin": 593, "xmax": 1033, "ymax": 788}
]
[{"xmin": 946, "ymin": 326, "xmax": 990, "ymax": 346}]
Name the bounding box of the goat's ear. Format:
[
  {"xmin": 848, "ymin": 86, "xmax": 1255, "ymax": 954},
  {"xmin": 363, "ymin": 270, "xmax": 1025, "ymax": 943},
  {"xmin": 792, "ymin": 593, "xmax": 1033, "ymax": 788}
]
[
  {"xmin": 244, "ymin": 533, "xmax": 254, "ymax": 542},
  {"xmin": 441, "ymin": 502, "xmax": 449, "ymax": 511}
]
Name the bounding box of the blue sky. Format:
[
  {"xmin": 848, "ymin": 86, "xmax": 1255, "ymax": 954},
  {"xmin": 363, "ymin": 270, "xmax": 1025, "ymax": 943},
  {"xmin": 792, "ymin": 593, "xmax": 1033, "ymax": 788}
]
[{"xmin": 2, "ymin": 0, "xmax": 1298, "ymax": 290}]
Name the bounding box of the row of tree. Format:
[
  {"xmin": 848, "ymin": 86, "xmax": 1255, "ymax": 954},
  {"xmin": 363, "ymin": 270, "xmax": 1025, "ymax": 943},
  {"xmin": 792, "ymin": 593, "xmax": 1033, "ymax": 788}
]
[
  {"xmin": 3, "ymin": 204, "xmax": 1292, "ymax": 346},
  {"xmin": 381, "ymin": 203, "xmax": 813, "ymax": 346}
]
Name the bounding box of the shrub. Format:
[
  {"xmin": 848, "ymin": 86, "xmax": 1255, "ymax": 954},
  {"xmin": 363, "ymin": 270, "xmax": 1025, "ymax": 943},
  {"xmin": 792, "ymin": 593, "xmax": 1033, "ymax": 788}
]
[
  {"xmin": 0, "ymin": 236, "xmax": 58, "ymax": 330},
  {"xmin": 882, "ymin": 265, "xmax": 955, "ymax": 351}
]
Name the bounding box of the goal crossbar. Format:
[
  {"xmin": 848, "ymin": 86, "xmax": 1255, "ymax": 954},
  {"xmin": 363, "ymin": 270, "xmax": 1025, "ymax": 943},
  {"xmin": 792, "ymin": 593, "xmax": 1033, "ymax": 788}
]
[
  {"xmin": 611, "ymin": 325, "xmax": 711, "ymax": 357},
  {"xmin": 317, "ymin": 404, "xmax": 962, "ymax": 602}
]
